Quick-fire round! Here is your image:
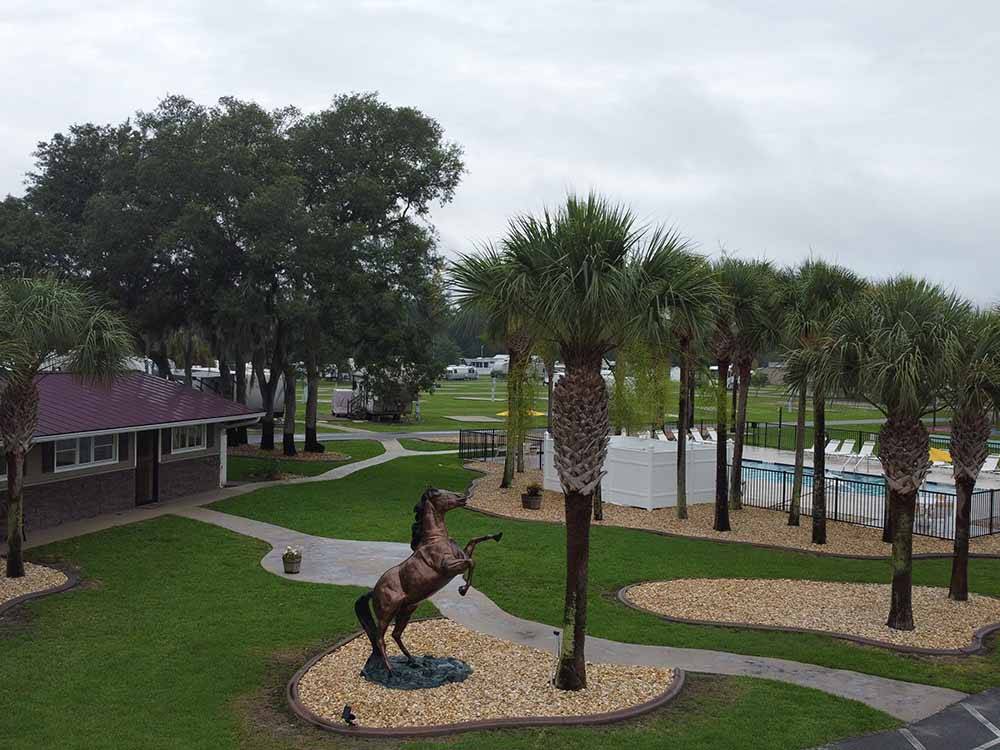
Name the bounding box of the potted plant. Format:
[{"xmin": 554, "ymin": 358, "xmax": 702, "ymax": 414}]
[
  {"xmin": 521, "ymin": 482, "xmax": 543, "ymax": 510},
  {"xmin": 282, "ymin": 546, "xmax": 302, "ymax": 574}
]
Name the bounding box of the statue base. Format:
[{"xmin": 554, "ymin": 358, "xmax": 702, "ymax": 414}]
[{"xmin": 361, "ymin": 654, "xmax": 472, "ymax": 690}]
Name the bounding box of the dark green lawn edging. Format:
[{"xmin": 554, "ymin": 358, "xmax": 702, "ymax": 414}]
[
  {"xmin": 212, "ymin": 455, "xmax": 1000, "ymax": 695},
  {"xmin": 227, "ymin": 439, "xmax": 384, "ymax": 482}
]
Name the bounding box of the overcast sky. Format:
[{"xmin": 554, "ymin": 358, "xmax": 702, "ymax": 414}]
[{"xmin": 3, "ymin": 1, "xmax": 998, "ymax": 303}]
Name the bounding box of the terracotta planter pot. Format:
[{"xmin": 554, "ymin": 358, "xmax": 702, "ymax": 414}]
[
  {"xmin": 283, "ymin": 558, "xmax": 302, "ymax": 574},
  {"xmin": 521, "ymin": 493, "xmax": 542, "ymax": 510}
]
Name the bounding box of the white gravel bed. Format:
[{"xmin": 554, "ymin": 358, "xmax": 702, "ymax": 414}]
[
  {"xmin": 625, "ymin": 578, "xmax": 1000, "ymax": 650},
  {"xmin": 0, "ymin": 561, "xmax": 68, "ymax": 609},
  {"xmin": 466, "ymin": 462, "xmax": 1000, "ymax": 557},
  {"xmin": 297, "ymin": 619, "xmax": 675, "ymax": 729}
]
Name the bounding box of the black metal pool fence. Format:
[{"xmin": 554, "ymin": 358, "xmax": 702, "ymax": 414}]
[
  {"xmin": 458, "ymin": 429, "xmax": 545, "ymax": 470},
  {"xmin": 722, "ymin": 419, "xmax": 1000, "ymax": 457},
  {"xmin": 738, "ymin": 461, "xmax": 999, "ymax": 541},
  {"xmin": 459, "ymin": 428, "xmax": 1000, "ymax": 540}
]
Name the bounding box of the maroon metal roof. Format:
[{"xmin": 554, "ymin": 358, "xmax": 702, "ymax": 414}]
[{"xmin": 31, "ymin": 372, "xmax": 262, "ymax": 439}]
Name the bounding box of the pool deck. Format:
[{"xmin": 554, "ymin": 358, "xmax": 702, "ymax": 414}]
[{"xmin": 743, "ymin": 445, "xmax": 1000, "ymax": 491}]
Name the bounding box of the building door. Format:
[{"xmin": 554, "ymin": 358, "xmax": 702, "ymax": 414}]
[{"xmin": 135, "ymin": 430, "xmax": 159, "ymax": 505}]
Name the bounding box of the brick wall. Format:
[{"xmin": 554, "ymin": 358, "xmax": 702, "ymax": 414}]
[
  {"xmin": 158, "ymin": 455, "xmax": 220, "ymax": 501},
  {"xmin": 14, "ymin": 468, "xmax": 136, "ymax": 533}
]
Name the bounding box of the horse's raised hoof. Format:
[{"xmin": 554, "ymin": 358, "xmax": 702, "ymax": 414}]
[{"xmin": 458, "ymin": 584, "xmax": 470, "ymax": 596}]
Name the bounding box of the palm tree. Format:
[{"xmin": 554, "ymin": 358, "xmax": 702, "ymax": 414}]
[
  {"xmin": 781, "ymin": 261, "xmax": 866, "ymax": 537},
  {"xmin": 838, "ymin": 277, "xmax": 966, "ymax": 629},
  {"xmin": 941, "ymin": 308, "xmax": 1000, "ymax": 600},
  {"xmin": 496, "ymin": 193, "xmax": 701, "ymax": 690},
  {"xmin": 451, "ymin": 244, "xmax": 536, "ymax": 489},
  {"xmin": 0, "ymin": 277, "xmax": 133, "ymax": 578},
  {"xmin": 719, "ymin": 258, "xmax": 778, "ymax": 511}
]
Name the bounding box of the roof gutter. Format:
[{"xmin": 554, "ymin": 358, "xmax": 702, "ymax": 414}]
[{"xmin": 32, "ymin": 412, "xmax": 266, "ymax": 444}]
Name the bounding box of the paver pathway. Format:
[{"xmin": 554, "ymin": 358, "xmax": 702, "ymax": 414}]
[{"xmin": 175, "ymin": 505, "xmax": 965, "ymax": 723}]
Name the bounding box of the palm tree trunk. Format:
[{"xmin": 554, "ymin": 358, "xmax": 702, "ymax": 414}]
[
  {"xmin": 304, "ymin": 358, "xmax": 323, "ymax": 453},
  {"xmin": 887, "ymin": 487, "xmax": 916, "ymax": 630},
  {"xmin": 550, "ymin": 361, "xmax": 608, "ymax": 691},
  {"xmin": 788, "ymin": 386, "xmax": 808, "ymax": 526},
  {"xmin": 556, "ymin": 490, "xmax": 592, "ymax": 689},
  {"xmin": 948, "ymin": 408, "xmax": 991, "ymax": 601},
  {"xmin": 811, "ymin": 392, "xmax": 827, "ymax": 544},
  {"xmin": 880, "ymin": 416, "xmax": 929, "ymax": 630},
  {"xmin": 501, "ymin": 372, "xmax": 517, "ymax": 489},
  {"xmin": 676, "ymin": 351, "xmax": 689, "ymax": 520},
  {"xmin": 949, "ymin": 475, "xmax": 974, "ymax": 601},
  {"xmin": 4, "ymin": 449, "xmax": 25, "ymax": 578},
  {"xmin": 729, "ymin": 359, "xmax": 751, "ymax": 510},
  {"xmin": 713, "ymin": 360, "xmax": 731, "ymax": 532},
  {"xmin": 282, "ymin": 366, "xmax": 297, "ymax": 457}
]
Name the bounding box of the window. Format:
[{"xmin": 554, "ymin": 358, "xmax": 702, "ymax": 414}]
[
  {"xmin": 54, "ymin": 435, "xmax": 118, "ymax": 472},
  {"xmin": 172, "ymin": 425, "xmax": 206, "ymax": 453}
]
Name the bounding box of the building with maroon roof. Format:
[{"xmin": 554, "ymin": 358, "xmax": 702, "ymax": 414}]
[{"xmin": 1, "ymin": 372, "xmax": 262, "ymax": 533}]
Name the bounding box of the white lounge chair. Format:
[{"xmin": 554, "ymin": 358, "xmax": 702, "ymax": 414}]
[
  {"xmin": 689, "ymin": 430, "xmax": 706, "ymax": 444},
  {"xmin": 707, "ymin": 429, "xmax": 719, "ymax": 442},
  {"xmin": 833, "ymin": 441, "xmax": 856, "ymax": 457},
  {"xmin": 982, "ymin": 454, "xmax": 1000, "ymax": 473},
  {"xmin": 817, "ymin": 439, "xmax": 840, "ymax": 456},
  {"xmin": 847, "ymin": 441, "xmax": 876, "ymax": 470}
]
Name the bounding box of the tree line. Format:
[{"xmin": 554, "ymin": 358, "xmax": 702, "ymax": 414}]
[{"xmin": 0, "ymin": 92, "xmax": 465, "ymax": 451}]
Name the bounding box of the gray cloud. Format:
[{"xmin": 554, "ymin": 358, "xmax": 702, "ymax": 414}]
[{"xmin": 2, "ymin": 1, "xmax": 997, "ymax": 302}]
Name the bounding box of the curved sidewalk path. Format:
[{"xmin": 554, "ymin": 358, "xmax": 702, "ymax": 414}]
[{"xmin": 175, "ymin": 504, "xmax": 965, "ymax": 723}]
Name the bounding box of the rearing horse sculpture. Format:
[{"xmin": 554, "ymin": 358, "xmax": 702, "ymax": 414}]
[{"xmin": 355, "ymin": 488, "xmax": 502, "ymax": 672}]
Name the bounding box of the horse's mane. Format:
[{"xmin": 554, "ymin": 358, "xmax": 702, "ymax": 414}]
[{"xmin": 410, "ymin": 489, "xmax": 431, "ymax": 550}]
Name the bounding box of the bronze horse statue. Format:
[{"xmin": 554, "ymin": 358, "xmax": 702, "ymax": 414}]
[{"xmin": 355, "ymin": 488, "xmax": 502, "ymax": 672}]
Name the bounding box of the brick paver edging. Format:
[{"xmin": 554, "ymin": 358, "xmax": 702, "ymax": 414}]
[
  {"xmin": 616, "ymin": 582, "xmax": 1000, "ymax": 656},
  {"xmin": 462, "ymin": 473, "xmax": 1000, "ymax": 562},
  {"xmin": 0, "ymin": 565, "xmax": 80, "ymax": 619},
  {"xmin": 287, "ymin": 628, "xmax": 686, "ymax": 738}
]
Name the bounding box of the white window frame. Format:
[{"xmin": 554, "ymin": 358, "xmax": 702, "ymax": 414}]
[
  {"xmin": 54, "ymin": 434, "xmax": 119, "ymax": 473},
  {"xmin": 172, "ymin": 424, "xmax": 206, "ymax": 454}
]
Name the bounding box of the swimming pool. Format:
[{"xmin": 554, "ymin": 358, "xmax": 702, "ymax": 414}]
[{"xmin": 742, "ymin": 459, "xmax": 957, "ymax": 495}]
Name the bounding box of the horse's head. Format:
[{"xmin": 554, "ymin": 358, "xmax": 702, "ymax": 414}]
[
  {"xmin": 421, "ymin": 487, "xmax": 467, "ymax": 514},
  {"xmin": 411, "ymin": 487, "xmax": 467, "ymax": 549}
]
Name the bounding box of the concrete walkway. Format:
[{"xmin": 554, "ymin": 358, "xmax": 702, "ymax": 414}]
[{"xmin": 174, "ymin": 505, "xmax": 965, "ymax": 723}]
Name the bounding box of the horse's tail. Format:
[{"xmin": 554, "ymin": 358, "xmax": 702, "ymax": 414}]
[{"xmin": 354, "ymin": 590, "xmax": 380, "ymax": 653}]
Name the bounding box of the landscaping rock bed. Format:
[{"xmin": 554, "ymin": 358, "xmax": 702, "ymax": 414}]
[
  {"xmin": 623, "ymin": 578, "xmax": 1000, "ymax": 652},
  {"xmin": 466, "ymin": 462, "xmax": 1000, "ymax": 557},
  {"xmin": 0, "ymin": 561, "xmax": 68, "ymax": 610},
  {"xmin": 293, "ymin": 619, "xmax": 677, "ymax": 733},
  {"xmin": 227, "ymin": 445, "xmax": 349, "ymax": 463}
]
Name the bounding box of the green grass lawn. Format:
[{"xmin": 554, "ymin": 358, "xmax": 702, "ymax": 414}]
[
  {"xmin": 227, "ymin": 439, "xmax": 384, "ymax": 482},
  {"xmin": 213, "ymin": 455, "xmax": 1000, "ymax": 694},
  {"xmin": 399, "ymin": 438, "xmax": 459, "ymax": 451},
  {"xmin": 5, "ymin": 484, "xmax": 897, "ymax": 749}
]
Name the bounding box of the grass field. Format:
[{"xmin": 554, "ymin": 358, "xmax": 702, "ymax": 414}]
[
  {"xmin": 253, "ymin": 378, "xmax": 897, "ymax": 438},
  {"xmin": 6, "ymin": 459, "xmax": 899, "ymax": 749},
  {"xmin": 213, "ymin": 454, "xmax": 1000, "ymax": 695}
]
